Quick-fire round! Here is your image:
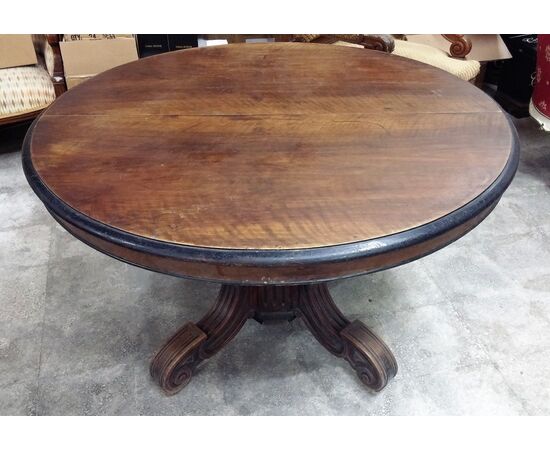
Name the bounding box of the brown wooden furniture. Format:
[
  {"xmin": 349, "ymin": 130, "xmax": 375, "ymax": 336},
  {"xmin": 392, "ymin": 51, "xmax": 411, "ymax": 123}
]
[
  {"xmin": 23, "ymin": 43, "xmax": 518, "ymax": 395},
  {"xmin": 292, "ymin": 34, "xmax": 471, "ymax": 58},
  {"xmin": 293, "ymin": 34, "xmax": 394, "ymax": 52}
]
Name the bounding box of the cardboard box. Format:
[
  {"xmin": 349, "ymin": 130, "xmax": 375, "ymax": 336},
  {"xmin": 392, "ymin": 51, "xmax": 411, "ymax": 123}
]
[
  {"xmin": 63, "ymin": 34, "xmax": 134, "ymax": 41},
  {"xmin": 60, "ymin": 37, "xmax": 138, "ymax": 89},
  {"xmin": 407, "ymin": 34, "xmax": 512, "ymax": 62},
  {"xmin": 0, "ymin": 34, "xmax": 37, "ymax": 69}
]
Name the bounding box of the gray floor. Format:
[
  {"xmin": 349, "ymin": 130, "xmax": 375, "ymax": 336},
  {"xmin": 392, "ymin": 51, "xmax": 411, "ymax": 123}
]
[{"xmin": 1, "ymin": 117, "xmax": 549, "ymax": 415}]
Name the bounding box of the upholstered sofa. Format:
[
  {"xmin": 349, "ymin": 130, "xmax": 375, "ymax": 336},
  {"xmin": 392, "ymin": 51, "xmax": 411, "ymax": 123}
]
[{"xmin": 294, "ymin": 34, "xmax": 481, "ymax": 82}]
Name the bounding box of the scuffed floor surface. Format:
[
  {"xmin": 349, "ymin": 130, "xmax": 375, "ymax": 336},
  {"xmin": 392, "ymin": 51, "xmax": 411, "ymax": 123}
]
[{"xmin": 1, "ymin": 117, "xmax": 549, "ymax": 415}]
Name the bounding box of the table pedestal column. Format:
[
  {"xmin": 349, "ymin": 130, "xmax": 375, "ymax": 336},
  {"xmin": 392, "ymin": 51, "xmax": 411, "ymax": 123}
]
[{"xmin": 150, "ymin": 283, "xmax": 398, "ymax": 395}]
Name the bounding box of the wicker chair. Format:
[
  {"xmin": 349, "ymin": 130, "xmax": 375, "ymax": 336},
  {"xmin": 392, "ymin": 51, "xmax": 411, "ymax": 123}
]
[{"xmin": 0, "ymin": 34, "xmax": 66, "ymax": 126}]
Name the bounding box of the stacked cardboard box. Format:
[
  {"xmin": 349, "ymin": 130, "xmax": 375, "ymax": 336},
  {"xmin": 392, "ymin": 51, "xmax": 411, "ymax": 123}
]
[
  {"xmin": 60, "ymin": 34, "xmax": 139, "ymax": 89},
  {"xmin": 0, "ymin": 35, "xmax": 37, "ymax": 69}
]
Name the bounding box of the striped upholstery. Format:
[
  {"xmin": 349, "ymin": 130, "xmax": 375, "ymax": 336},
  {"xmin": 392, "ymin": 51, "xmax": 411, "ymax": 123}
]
[{"xmin": 0, "ymin": 65, "xmax": 56, "ymax": 117}]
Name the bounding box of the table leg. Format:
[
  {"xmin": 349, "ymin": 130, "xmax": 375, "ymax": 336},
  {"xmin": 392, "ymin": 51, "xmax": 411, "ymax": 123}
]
[
  {"xmin": 150, "ymin": 283, "xmax": 397, "ymax": 395},
  {"xmin": 150, "ymin": 285, "xmax": 253, "ymax": 395},
  {"xmin": 295, "ymin": 284, "xmax": 398, "ymax": 391}
]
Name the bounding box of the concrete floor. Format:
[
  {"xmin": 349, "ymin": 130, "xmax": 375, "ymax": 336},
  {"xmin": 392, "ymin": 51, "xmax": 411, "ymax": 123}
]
[{"xmin": 1, "ymin": 117, "xmax": 549, "ymax": 415}]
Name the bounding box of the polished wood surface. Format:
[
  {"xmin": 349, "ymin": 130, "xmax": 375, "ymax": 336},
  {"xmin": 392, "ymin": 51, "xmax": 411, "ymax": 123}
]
[
  {"xmin": 24, "ymin": 43, "xmax": 518, "ymax": 394},
  {"xmin": 28, "ymin": 43, "xmax": 514, "ymax": 251},
  {"xmin": 50, "ymin": 200, "xmax": 497, "ymax": 284}
]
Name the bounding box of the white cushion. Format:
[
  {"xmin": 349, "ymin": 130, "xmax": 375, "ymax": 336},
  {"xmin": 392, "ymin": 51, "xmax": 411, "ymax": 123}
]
[
  {"xmin": 392, "ymin": 40, "xmax": 480, "ymax": 81},
  {"xmin": 333, "ymin": 39, "xmax": 481, "ymax": 81}
]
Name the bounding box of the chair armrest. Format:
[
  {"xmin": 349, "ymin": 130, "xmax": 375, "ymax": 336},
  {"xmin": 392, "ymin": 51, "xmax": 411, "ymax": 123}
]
[
  {"xmin": 338, "ymin": 34, "xmax": 395, "ymax": 53},
  {"xmin": 442, "ymin": 34, "xmax": 472, "ymax": 58}
]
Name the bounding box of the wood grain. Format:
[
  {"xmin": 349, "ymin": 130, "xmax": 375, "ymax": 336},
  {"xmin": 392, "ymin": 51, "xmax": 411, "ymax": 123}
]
[
  {"xmin": 41, "ymin": 43, "xmax": 500, "ymax": 116},
  {"xmin": 28, "ymin": 43, "xmax": 514, "ymax": 250}
]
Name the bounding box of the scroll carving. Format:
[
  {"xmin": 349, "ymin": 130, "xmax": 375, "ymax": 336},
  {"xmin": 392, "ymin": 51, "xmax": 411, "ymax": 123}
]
[
  {"xmin": 442, "ymin": 34, "xmax": 472, "ymax": 58},
  {"xmin": 151, "ymin": 283, "xmax": 397, "ymax": 394}
]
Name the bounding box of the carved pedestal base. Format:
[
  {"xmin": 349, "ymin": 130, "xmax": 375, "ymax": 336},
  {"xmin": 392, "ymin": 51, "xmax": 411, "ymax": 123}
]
[{"xmin": 150, "ymin": 284, "xmax": 397, "ymax": 395}]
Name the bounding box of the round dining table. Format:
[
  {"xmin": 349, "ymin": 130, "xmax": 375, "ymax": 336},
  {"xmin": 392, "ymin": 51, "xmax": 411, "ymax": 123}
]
[{"xmin": 23, "ymin": 43, "xmax": 518, "ymax": 395}]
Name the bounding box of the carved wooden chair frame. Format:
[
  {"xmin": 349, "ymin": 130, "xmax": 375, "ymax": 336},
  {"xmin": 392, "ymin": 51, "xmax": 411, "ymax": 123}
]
[{"xmin": 293, "ymin": 34, "xmax": 473, "ymax": 58}]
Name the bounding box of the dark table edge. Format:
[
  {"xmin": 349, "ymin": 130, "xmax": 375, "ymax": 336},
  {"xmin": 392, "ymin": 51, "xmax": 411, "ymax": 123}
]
[{"xmin": 21, "ymin": 113, "xmax": 520, "ymax": 275}]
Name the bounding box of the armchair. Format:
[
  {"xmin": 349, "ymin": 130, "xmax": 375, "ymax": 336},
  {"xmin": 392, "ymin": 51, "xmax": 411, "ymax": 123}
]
[{"xmin": 0, "ymin": 34, "xmax": 66, "ymax": 126}]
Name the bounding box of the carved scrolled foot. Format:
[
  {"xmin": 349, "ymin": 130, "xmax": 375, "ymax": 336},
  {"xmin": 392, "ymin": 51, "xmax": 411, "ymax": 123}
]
[
  {"xmin": 150, "ymin": 322, "xmax": 206, "ymax": 395},
  {"xmin": 150, "ymin": 285, "xmax": 252, "ymax": 395},
  {"xmin": 296, "ymin": 284, "xmax": 397, "ymax": 391},
  {"xmin": 341, "ymin": 320, "xmax": 398, "ymax": 391}
]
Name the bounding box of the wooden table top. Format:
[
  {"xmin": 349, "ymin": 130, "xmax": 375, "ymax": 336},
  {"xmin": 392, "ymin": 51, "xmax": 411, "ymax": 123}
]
[{"xmin": 24, "ymin": 43, "xmax": 518, "ymax": 283}]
